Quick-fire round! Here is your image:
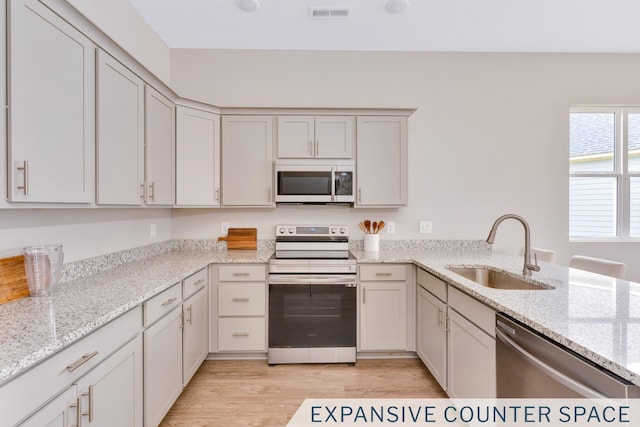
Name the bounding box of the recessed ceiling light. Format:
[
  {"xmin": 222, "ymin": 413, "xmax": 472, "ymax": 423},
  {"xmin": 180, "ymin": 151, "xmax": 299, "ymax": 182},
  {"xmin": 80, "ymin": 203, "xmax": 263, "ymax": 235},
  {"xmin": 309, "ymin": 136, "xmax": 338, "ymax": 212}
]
[
  {"xmin": 385, "ymin": 0, "xmax": 409, "ymax": 14},
  {"xmin": 237, "ymin": 0, "xmax": 259, "ymax": 12}
]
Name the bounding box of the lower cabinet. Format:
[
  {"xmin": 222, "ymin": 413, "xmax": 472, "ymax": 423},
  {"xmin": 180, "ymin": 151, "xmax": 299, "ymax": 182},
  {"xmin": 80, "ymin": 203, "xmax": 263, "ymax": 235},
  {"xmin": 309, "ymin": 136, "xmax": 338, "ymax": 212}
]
[
  {"xmin": 358, "ymin": 264, "xmax": 415, "ymax": 352},
  {"xmin": 182, "ymin": 286, "xmax": 209, "ymax": 385},
  {"xmin": 416, "ymin": 268, "xmax": 496, "ymax": 398},
  {"xmin": 19, "ymin": 386, "xmax": 78, "ymax": 427}
]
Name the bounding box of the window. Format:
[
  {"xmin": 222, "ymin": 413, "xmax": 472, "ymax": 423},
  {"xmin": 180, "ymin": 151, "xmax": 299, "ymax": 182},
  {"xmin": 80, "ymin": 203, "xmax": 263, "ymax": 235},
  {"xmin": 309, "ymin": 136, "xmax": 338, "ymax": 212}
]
[{"xmin": 569, "ymin": 107, "xmax": 640, "ymax": 240}]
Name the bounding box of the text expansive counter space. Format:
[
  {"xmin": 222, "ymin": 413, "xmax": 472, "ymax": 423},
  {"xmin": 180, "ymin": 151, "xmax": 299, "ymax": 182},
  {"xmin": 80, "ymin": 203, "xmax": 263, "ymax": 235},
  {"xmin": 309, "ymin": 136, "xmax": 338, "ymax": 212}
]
[
  {"xmin": 0, "ymin": 249, "xmax": 272, "ymax": 386},
  {"xmin": 352, "ymin": 248, "xmax": 640, "ymax": 386}
]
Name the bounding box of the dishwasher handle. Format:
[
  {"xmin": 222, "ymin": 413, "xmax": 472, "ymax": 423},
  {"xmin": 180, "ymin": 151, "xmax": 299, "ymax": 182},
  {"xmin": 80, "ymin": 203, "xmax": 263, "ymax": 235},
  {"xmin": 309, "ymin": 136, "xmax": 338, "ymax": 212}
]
[
  {"xmin": 495, "ymin": 327, "xmax": 612, "ymax": 402},
  {"xmin": 269, "ymin": 275, "xmax": 356, "ymax": 285}
]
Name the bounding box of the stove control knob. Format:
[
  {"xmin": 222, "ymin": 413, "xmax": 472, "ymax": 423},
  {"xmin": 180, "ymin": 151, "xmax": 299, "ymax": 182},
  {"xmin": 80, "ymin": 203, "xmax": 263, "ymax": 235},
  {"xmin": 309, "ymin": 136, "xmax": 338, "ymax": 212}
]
[
  {"xmin": 288, "ymin": 227, "xmax": 295, "ymax": 234},
  {"xmin": 278, "ymin": 227, "xmax": 286, "ymax": 235},
  {"xmin": 339, "ymin": 227, "xmax": 346, "ymax": 234},
  {"xmin": 329, "ymin": 227, "xmax": 336, "ymax": 234}
]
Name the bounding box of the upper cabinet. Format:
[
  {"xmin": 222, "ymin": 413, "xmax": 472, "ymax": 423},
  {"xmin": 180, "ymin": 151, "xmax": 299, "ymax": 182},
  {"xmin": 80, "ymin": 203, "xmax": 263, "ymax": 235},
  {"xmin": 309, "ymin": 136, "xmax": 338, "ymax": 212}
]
[
  {"xmin": 145, "ymin": 86, "xmax": 175, "ymax": 206},
  {"xmin": 7, "ymin": 0, "xmax": 95, "ymax": 203},
  {"xmin": 221, "ymin": 116, "xmax": 274, "ymax": 207},
  {"xmin": 176, "ymin": 106, "xmax": 221, "ymax": 207},
  {"xmin": 96, "ymin": 50, "xmax": 145, "ymax": 205},
  {"xmin": 356, "ymin": 116, "xmax": 408, "ymax": 207},
  {"xmin": 277, "ymin": 116, "xmax": 355, "ymax": 159}
]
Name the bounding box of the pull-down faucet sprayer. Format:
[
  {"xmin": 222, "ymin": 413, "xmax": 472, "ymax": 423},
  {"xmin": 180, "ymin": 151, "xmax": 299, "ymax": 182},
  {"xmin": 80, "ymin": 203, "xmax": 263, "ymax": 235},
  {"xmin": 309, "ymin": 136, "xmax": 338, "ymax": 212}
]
[{"xmin": 486, "ymin": 214, "xmax": 540, "ymax": 276}]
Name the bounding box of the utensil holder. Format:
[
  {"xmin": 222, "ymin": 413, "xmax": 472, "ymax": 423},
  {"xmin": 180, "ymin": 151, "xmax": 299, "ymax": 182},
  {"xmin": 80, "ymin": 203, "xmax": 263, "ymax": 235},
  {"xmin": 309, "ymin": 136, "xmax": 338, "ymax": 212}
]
[
  {"xmin": 364, "ymin": 234, "xmax": 379, "ymax": 252},
  {"xmin": 23, "ymin": 244, "xmax": 64, "ymax": 297}
]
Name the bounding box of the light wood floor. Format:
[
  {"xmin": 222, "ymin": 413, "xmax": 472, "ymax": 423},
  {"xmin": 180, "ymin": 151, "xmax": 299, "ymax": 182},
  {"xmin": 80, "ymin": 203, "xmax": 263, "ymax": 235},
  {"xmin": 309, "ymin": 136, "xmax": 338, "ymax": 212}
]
[{"xmin": 160, "ymin": 358, "xmax": 447, "ymax": 427}]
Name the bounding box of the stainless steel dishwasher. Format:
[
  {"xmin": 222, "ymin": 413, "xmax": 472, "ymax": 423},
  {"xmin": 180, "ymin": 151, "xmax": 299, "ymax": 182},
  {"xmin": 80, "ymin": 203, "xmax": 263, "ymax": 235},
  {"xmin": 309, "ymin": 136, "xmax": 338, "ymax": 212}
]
[{"xmin": 496, "ymin": 313, "xmax": 640, "ymax": 399}]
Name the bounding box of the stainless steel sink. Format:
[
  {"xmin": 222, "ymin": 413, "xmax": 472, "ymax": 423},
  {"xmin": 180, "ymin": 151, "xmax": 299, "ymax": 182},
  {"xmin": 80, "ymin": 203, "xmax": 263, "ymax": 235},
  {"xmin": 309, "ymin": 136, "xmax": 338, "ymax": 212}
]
[{"xmin": 446, "ymin": 266, "xmax": 553, "ymax": 290}]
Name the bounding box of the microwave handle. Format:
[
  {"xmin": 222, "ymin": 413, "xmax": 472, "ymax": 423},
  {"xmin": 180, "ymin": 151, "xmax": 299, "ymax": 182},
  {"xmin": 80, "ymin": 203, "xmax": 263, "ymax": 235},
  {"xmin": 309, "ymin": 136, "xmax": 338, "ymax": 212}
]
[{"xmin": 331, "ymin": 167, "xmax": 336, "ymax": 202}]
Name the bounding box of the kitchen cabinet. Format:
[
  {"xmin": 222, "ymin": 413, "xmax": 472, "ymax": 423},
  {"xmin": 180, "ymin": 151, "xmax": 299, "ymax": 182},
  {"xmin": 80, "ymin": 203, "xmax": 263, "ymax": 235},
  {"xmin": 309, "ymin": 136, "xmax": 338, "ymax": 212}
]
[
  {"xmin": 143, "ymin": 285, "xmax": 183, "ymax": 427},
  {"xmin": 277, "ymin": 116, "xmax": 355, "ymax": 159},
  {"xmin": 356, "ymin": 116, "xmax": 408, "ymax": 207},
  {"xmin": 96, "ymin": 49, "xmax": 145, "ymax": 205},
  {"xmin": 221, "ymin": 116, "xmax": 275, "ymax": 207},
  {"xmin": 358, "ymin": 264, "xmax": 415, "ymax": 352},
  {"xmin": 416, "ymin": 273, "xmax": 447, "ymax": 390},
  {"xmin": 416, "ymin": 268, "xmax": 496, "ymax": 398},
  {"xmin": 210, "ymin": 264, "xmax": 267, "ymax": 353},
  {"xmin": 144, "ymin": 86, "xmax": 175, "ymax": 205},
  {"xmin": 446, "ymin": 286, "xmax": 496, "ymax": 398},
  {"xmin": 7, "ymin": 0, "xmax": 95, "ymax": 203},
  {"xmin": 182, "ymin": 269, "xmax": 209, "ymax": 385},
  {"xmin": 176, "ymin": 106, "xmax": 221, "ymax": 206},
  {"xmin": 1, "ymin": 307, "xmax": 142, "ymax": 427}
]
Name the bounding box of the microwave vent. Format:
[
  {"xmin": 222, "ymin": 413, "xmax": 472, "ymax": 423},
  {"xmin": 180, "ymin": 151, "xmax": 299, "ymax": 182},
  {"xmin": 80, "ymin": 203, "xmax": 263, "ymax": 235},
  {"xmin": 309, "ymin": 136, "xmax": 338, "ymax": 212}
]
[{"xmin": 309, "ymin": 7, "xmax": 351, "ymax": 19}]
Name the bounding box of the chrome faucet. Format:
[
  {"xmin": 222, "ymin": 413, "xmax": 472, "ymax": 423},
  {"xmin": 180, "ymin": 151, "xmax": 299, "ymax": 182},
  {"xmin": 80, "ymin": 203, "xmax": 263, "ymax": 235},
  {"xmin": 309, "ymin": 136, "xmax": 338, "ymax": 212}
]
[{"xmin": 486, "ymin": 214, "xmax": 541, "ymax": 276}]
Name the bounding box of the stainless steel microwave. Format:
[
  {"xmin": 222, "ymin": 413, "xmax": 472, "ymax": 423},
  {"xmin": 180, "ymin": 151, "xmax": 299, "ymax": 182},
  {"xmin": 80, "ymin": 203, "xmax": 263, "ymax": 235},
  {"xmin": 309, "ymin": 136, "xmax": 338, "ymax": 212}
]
[{"xmin": 275, "ymin": 164, "xmax": 355, "ymax": 204}]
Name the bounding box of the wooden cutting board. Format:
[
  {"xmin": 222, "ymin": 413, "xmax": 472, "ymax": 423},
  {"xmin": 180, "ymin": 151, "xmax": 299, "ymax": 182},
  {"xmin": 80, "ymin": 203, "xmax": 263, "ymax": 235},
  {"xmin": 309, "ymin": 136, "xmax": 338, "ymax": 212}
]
[
  {"xmin": 218, "ymin": 228, "xmax": 257, "ymax": 250},
  {"xmin": 0, "ymin": 255, "xmax": 30, "ymax": 304}
]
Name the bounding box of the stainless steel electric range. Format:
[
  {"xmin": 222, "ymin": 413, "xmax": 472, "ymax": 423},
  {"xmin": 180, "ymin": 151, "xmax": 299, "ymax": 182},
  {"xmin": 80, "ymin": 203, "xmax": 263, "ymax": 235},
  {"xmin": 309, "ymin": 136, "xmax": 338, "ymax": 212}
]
[{"xmin": 268, "ymin": 225, "xmax": 357, "ymax": 365}]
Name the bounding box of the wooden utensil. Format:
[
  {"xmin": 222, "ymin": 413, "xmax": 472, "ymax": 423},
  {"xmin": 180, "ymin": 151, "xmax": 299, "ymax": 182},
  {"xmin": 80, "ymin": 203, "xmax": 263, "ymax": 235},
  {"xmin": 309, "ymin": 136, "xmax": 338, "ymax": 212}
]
[
  {"xmin": 371, "ymin": 221, "xmax": 378, "ymax": 234},
  {"xmin": 358, "ymin": 222, "xmax": 368, "ymax": 234},
  {"xmin": 218, "ymin": 228, "xmax": 257, "ymax": 250},
  {"xmin": 364, "ymin": 220, "xmax": 371, "ymax": 234},
  {"xmin": 0, "ymin": 255, "xmax": 30, "ymax": 304},
  {"xmin": 378, "ymin": 220, "xmax": 385, "ymax": 233}
]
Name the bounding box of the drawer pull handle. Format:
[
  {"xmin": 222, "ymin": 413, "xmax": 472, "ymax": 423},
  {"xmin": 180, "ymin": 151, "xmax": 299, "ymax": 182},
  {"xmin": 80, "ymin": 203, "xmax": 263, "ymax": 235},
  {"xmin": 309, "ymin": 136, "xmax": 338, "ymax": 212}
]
[
  {"xmin": 375, "ymin": 272, "xmax": 392, "ymax": 276},
  {"xmin": 161, "ymin": 297, "xmax": 178, "ymax": 307},
  {"xmin": 233, "ymin": 272, "xmax": 250, "ymax": 277},
  {"xmin": 232, "ymin": 297, "xmax": 250, "ymax": 302},
  {"xmin": 193, "ymin": 279, "xmax": 205, "ymax": 286},
  {"xmin": 232, "ymin": 332, "xmax": 250, "ymax": 337},
  {"xmin": 80, "ymin": 386, "xmax": 94, "ymax": 422},
  {"xmin": 67, "ymin": 351, "xmax": 99, "ymax": 372},
  {"xmin": 186, "ymin": 306, "xmax": 193, "ymax": 324}
]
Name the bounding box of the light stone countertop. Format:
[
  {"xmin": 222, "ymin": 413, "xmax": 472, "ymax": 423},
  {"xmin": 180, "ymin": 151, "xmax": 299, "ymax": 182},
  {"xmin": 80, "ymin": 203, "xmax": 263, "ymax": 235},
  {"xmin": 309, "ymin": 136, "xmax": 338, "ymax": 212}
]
[
  {"xmin": 352, "ymin": 248, "xmax": 640, "ymax": 386},
  {"xmin": 2, "ymin": 243, "xmax": 640, "ymax": 391}
]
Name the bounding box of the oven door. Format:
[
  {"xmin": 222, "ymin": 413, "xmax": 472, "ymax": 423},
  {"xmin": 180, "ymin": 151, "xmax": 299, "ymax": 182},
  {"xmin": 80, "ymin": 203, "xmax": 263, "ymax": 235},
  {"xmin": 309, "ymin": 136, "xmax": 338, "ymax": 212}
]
[{"xmin": 268, "ymin": 274, "xmax": 357, "ymax": 349}]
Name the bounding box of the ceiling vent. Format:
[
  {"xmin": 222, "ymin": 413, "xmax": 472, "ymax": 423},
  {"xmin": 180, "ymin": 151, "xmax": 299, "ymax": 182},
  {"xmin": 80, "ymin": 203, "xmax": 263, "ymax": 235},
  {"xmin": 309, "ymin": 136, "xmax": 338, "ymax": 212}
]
[{"xmin": 309, "ymin": 7, "xmax": 351, "ymax": 19}]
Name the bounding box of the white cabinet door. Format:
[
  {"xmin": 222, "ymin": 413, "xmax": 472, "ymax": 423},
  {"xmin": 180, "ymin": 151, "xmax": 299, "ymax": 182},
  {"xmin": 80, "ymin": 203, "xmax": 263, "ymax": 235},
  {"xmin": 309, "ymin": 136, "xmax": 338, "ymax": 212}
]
[
  {"xmin": 176, "ymin": 106, "xmax": 220, "ymax": 206},
  {"xmin": 315, "ymin": 116, "xmax": 355, "ymax": 159},
  {"xmin": 8, "ymin": 0, "xmax": 95, "ymax": 203},
  {"xmin": 277, "ymin": 116, "xmax": 314, "ymax": 158},
  {"xmin": 19, "ymin": 386, "xmax": 78, "ymax": 427},
  {"xmin": 75, "ymin": 335, "xmax": 143, "ymax": 427},
  {"xmin": 145, "ymin": 86, "xmax": 175, "ymax": 206},
  {"xmin": 277, "ymin": 116, "xmax": 354, "ymax": 159},
  {"xmin": 417, "ymin": 286, "xmax": 447, "ymax": 390},
  {"xmin": 221, "ymin": 116, "xmax": 274, "ymax": 207},
  {"xmin": 96, "ymin": 49, "xmax": 145, "ymax": 205},
  {"xmin": 359, "ymin": 281, "xmax": 407, "ymax": 351},
  {"xmin": 447, "ymin": 308, "xmax": 496, "ymax": 398},
  {"xmin": 356, "ymin": 116, "xmax": 408, "ymax": 207},
  {"xmin": 182, "ymin": 286, "xmax": 208, "ymax": 385},
  {"xmin": 144, "ymin": 306, "xmax": 183, "ymax": 427}
]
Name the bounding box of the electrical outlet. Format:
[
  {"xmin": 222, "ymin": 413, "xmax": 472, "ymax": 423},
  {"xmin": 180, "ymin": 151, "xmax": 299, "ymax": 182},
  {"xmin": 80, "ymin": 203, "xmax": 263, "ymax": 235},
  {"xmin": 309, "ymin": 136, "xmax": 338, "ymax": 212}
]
[
  {"xmin": 221, "ymin": 222, "xmax": 230, "ymax": 234},
  {"xmin": 387, "ymin": 221, "xmax": 395, "ymax": 234},
  {"xmin": 150, "ymin": 223, "xmax": 157, "ymax": 238},
  {"xmin": 419, "ymin": 221, "xmax": 432, "ymax": 234}
]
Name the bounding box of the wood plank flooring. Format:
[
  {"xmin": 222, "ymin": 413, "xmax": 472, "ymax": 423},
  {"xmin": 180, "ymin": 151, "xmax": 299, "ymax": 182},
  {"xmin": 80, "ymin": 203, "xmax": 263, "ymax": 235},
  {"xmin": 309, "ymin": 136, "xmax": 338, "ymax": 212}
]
[{"xmin": 160, "ymin": 358, "xmax": 447, "ymax": 427}]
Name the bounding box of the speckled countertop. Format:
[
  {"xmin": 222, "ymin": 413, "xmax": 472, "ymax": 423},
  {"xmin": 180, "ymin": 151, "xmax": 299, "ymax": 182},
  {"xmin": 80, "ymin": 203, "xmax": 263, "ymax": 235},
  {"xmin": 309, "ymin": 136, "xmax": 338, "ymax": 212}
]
[{"xmin": 2, "ymin": 240, "xmax": 640, "ymax": 391}]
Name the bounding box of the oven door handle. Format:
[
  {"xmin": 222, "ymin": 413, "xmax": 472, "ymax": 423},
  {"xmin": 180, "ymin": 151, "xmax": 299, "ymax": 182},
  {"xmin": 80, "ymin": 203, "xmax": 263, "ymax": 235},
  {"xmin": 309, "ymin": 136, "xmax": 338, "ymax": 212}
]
[
  {"xmin": 495, "ymin": 327, "xmax": 611, "ymax": 402},
  {"xmin": 269, "ymin": 275, "xmax": 356, "ymax": 285}
]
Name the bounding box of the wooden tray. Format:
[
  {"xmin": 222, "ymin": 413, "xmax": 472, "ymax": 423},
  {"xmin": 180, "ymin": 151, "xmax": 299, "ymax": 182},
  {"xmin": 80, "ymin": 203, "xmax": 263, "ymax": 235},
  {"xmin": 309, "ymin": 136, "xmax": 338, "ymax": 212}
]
[
  {"xmin": 218, "ymin": 228, "xmax": 257, "ymax": 250},
  {"xmin": 0, "ymin": 255, "xmax": 30, "ymax": 304}
]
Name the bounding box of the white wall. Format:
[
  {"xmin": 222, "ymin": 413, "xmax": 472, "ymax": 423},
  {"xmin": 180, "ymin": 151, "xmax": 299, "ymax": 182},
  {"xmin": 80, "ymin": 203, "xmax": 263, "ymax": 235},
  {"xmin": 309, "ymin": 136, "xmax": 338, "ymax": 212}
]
[
  {"xmin": 170, "ymin": 50, "xmax": 640, "ymax": 281},
  {"xmin": 0, "ymin": 209, "xmax": 172, "ymax": 262},
  {"xmin": 64, "ymin": 0, "xmax": 171, "ymax": 84}
]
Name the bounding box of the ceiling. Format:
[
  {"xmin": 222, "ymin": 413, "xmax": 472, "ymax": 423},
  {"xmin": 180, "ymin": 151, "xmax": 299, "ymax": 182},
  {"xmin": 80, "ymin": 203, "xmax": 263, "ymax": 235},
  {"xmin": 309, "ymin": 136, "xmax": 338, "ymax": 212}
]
[{"xmin": 127, "ymin": 0, "xmax": 640, "ymax": 53}]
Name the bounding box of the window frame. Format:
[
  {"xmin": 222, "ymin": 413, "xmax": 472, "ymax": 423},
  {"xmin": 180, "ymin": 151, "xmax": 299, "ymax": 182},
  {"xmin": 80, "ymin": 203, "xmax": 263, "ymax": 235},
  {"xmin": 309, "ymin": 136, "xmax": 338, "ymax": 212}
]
[{"xmin": 569, "ymin": 106, "xmax": 640, "ymax": 242}]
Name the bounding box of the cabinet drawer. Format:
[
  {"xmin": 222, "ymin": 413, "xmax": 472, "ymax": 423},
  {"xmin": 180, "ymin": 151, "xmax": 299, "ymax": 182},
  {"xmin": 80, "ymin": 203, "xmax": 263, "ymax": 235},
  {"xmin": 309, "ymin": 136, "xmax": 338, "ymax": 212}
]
[
  {"xmin": 359, "ymin": 264, "xmax": 406, "ymax": 281},
  {"xmin": 0, "ymin": 306, "xmax": 141, "ymax": 427},
  {"xmin": 448, "ymin": 287, "xmax": 495, "ymax": 337},
  {"xmin": 144, "ymin": 283, "xmax": 182, "ymax": 327},
  {"xmin": 183, "ymin": 268, "xmax": 208, "ymax": 299},
  {"xmin": 417, "ymin": 268, "xmax": 447, "ymax": 302},
  {"xmin": 218, "ymin": 282, "xmax": 266, "ymax": 316},
  {"xmin": 218, "ymin": 265, "xmax": 266, "ymax": 282},
  {"xmin": 218, "ymin": 318, "xmax": 266, "ymax": 351}
]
